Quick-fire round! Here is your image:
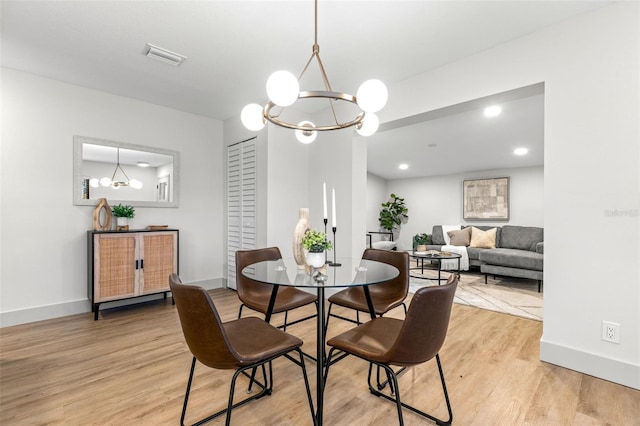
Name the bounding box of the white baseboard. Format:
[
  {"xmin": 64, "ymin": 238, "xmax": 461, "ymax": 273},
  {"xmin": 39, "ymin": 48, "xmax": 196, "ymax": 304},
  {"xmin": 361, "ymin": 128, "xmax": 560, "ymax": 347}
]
[
  {"xmin": 540, "ymin": 337, "xmax": 640, "ymax": 390},
  {"xmin": 0, "ymin": 278, "xmax": 225, "ymax": 328},
  {"xmin": 191, "ymin": 278, "xmax": 225, "ymax": 290},
  {"xmin": 0, "ymin": 299, "xmax": 91, "ymax": 328}
]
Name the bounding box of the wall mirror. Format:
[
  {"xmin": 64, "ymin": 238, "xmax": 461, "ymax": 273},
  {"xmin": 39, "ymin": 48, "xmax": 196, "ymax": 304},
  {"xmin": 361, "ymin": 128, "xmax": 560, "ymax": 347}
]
[{"xmin": 73, "ymin": 135, "xmax": 180, "ymax": 207}]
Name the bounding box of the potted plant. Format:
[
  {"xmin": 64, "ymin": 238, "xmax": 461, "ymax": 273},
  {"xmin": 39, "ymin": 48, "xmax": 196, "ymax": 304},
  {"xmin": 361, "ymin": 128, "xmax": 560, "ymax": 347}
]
[
  {"xmin": 301, "ymin": 229, "xmax": 333, "ymax": 267},
  {"xmin": 413, "ymin": 233, "xmax": 431, "ymax": 251},
  {"xmin": 112, "ymin": 204, "xmax": 135, "ymax": 230},
  {"xmin": 378, "ymin": 193, "xmax": 408, "ymax": 234}
]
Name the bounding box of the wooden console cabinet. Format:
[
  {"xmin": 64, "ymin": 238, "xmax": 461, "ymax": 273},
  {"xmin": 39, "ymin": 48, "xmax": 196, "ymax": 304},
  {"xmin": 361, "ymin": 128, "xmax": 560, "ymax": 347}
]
[{"xmin": 88, "ymin": 229, "xmax": 179, "ymax": 320}]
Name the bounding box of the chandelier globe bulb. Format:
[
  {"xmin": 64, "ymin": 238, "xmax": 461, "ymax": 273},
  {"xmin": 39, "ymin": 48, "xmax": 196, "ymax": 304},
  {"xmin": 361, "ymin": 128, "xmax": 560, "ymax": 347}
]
[
  {"xmin": 356, "ymin": 79, "xmax": 388, "ymax": 113},
  {"xmin": 241, "ymin": 103, "xmax": 266, "ymax": 131},
  {"xmin": 89, "ymin": 178, "xmax": 100, "ymax": 188},
  {"xmin": 356, "ymin": 113, "xmax": 379, "ymax": 137},
  {"xmin": 129, "ymin": 179, "xmax": 143, "ymax": 189},
  {"xmin": 266, "ymin": 70, "xmax": 300, "ymax": 107},
  {"xmin": 295, "ymin": 121, "xmax": 318, "ymax": 144},
  {"xmin": 100, "ymin": 177, "xmax": 112, "ymax": 187}
]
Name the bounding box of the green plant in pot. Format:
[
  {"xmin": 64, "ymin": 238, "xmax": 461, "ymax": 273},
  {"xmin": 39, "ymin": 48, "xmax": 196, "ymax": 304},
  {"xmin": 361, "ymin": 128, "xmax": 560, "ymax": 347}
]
[
  {"xmin": 378, "ymin": 193, "xmax": 408, "ymax": 233},
  {"xmin": 302, "ymin": 229, "xmax": 332, "ymax": 268},
  {"xmin": 112, "ymin": 204, "xmax": 135, "ymax": 230},
  {"xmin": 413, "ymin": 233, "xmax": 431, "ymax": 251}
]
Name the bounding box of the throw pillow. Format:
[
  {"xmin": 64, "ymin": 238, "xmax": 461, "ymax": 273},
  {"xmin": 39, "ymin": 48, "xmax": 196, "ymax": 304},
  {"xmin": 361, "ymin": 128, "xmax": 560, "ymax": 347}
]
[
  {"xmin": 447, "ymin": 227, "xmax": 472, "ymax": 246},
  {"xmin": 441, "ymin": 225, "xmax": 461, "ymax": 245},
  {"xmin": 470, "ymin": 226, "xmax": 497, "ymax": 249}
]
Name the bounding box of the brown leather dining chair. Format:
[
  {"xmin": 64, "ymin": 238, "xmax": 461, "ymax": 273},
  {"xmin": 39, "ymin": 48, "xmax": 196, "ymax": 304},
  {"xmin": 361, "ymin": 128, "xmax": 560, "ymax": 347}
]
[
  {"xmin": 324, "ymin": 274, "xmax": 458, "ymax": 426},
  {"xmin": 325, "ymin": 248, "xmax": 409, "ymax": 329},
  {"xmin": 236, "ymin": 247, "xmax": 317, "ymax": 332},
  {"xmin": 169, "ymin": 274, "xmax": 314, "ymax": 426}
]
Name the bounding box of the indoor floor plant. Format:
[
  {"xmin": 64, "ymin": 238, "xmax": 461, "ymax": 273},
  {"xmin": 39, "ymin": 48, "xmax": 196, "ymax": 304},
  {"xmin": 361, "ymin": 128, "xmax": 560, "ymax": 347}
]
[{"xmin": 379, "ymin": 193, "xmax": 408, "ymax": 235}]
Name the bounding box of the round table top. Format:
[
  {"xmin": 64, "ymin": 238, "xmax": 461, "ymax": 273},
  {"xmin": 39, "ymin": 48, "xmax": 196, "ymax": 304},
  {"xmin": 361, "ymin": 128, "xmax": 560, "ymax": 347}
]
[
  {"xmin": 407, "ymin": 250, "xmax": 462, "ymax": 259},
  {"xmin": 243, "ymin": 257, "xmax": 399, "ymax": 288}
]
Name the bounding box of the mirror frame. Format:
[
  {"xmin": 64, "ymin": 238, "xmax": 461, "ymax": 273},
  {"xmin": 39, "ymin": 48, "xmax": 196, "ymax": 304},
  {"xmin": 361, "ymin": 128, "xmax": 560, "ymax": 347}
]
[{"xmin": 73, "ymin": 135, "xmax": 180, "ymax": 207}]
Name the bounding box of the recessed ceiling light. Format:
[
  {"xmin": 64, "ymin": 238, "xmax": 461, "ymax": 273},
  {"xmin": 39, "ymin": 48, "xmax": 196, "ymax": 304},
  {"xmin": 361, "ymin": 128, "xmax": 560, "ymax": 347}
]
[
  {"xmin": 137, "ymin": 161, "xmax": 150, "ymax": 167},
  {"xmin": 484, "ymin": 105, "xmax": 502, "ymax": 117},
  {"xmin": 398, "ymin": 163, "xmax": 409, "ymax": 170},
  {"xmin": 514, "ymin": 147, "xmax": 529, "ymax": 156}
]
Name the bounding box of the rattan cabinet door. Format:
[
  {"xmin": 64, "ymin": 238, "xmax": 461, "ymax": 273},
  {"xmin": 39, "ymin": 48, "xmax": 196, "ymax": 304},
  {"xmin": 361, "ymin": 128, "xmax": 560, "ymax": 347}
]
[
  {"xmin": 140, "ymin": 231, "xmax": 177, "ymax": 294},
  {"xmin": 94, "ymin": 234, "xmax": 139, "ymax": 302}
]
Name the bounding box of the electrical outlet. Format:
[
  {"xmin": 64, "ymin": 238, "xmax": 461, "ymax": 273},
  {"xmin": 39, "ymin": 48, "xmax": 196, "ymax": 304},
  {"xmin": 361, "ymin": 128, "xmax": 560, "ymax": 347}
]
[{"xmin": 602, "ymin": 321, "xmax": 621, "ymax": 344}]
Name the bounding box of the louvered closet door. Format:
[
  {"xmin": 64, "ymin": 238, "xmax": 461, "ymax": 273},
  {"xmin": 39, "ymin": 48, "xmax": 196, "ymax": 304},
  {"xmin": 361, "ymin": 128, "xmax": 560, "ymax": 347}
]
[{"xmin": 227, "ymin": 138, "xmax": 257, "ymax": 289}]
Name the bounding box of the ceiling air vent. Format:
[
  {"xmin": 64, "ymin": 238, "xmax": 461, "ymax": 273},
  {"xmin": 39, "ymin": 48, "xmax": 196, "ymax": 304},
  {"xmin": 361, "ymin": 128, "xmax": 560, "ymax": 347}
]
[{"xmin": 145, "ymin": 43, "xmax": 187, "ymax": 66}]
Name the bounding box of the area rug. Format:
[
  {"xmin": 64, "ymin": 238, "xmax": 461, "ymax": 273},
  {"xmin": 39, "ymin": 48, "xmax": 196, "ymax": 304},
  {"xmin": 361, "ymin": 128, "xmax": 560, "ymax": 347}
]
[{"xmin": 409, "ymin": 269, "xmax": 543, "ymax": 321}]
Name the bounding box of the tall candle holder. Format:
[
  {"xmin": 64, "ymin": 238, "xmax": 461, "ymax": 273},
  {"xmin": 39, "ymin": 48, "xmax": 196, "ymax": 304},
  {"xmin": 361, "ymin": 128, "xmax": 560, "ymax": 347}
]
[
  {"xmin": 328, "ymin": 226, "xmax": 342, "ymax": 267},
  {"xmin": 323, "ymin": 218, "xmax": 328, "ymax": 264}
]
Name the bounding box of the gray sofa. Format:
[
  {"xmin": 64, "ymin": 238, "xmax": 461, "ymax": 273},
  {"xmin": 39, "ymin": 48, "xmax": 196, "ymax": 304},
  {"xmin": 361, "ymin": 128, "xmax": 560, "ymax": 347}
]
[{"xmin": 426, "ymin": 224, "xmax": 544, "ymax": 292}]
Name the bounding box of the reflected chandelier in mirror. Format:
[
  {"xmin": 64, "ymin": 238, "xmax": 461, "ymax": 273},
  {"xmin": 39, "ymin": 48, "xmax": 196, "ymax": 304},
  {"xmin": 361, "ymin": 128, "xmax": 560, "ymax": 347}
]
[{"xmin": 73, "ymin": 136, "xmax": 180, "ymax": 207}]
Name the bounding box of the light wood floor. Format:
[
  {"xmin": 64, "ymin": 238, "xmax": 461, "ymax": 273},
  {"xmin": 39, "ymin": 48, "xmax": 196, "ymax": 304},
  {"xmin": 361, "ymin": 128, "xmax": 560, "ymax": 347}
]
[{"xmin": 1, "ymin": 289, "xmax": 638, "ymax": 425}]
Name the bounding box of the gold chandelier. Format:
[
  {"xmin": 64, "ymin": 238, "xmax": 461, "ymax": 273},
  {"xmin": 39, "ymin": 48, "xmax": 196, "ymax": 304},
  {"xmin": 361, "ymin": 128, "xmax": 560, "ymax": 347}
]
[
  {"xmin": 241, "ymin": 0, "xmax": 388, "ymax": 143},
  {"xmin": 89, "ymin": 148, "xmax": 143, "ymax": 189}
]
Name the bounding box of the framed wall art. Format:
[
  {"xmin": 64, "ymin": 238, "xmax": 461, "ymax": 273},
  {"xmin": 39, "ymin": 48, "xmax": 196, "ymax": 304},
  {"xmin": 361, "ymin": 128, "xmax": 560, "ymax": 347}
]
[{"xmin": 463, "ymin": 177, "xmax": 510, "ymax": 220}]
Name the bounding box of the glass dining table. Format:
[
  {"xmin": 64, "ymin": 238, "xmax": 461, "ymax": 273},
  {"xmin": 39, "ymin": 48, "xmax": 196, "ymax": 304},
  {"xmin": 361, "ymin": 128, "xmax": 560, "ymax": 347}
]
[{"xmin": 243, "ymin": 257, "xmax": 399, "ymax": 426}]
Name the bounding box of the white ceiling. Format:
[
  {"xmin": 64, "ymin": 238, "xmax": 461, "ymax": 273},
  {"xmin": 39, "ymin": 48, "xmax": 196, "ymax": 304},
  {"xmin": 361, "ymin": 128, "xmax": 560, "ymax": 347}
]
[
  {"xmin": 1, "ymin": 1, "xmax": 609, "ymax": 178},
  {"xmin": 364, "ymin": 83, "xmax": 545, "ymax": 179},
  {"xmin": 83, "ymin": 144, "xmax": 173, "ymax": 168}
]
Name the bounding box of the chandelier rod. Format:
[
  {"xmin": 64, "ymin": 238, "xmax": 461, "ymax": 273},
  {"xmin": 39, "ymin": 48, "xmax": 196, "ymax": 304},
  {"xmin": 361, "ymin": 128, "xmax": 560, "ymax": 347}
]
[
  {"xmin": 110, "ymin": 148, "xmax": 131, "ymax": 184},
  {"xmin": 314, "ymin": 0, "xmax": 318, "ymax": 46},
  {"xmin": 294, "ymin": 0, "xmax": 343, "ymax": 126}
]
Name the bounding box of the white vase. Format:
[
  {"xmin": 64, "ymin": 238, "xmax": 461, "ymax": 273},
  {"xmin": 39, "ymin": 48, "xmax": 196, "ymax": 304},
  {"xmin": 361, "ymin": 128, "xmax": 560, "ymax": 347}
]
[
  {"xmin": 293, "ymin": 208, "xmax": 310, "ymax": 269},
  {"xmin": 305, "ymin": 251, "xmax": 325, "ymax": 268},
  {"xmin": 116, "ymin": 217, "xmax": 129, "ymax": 230}
]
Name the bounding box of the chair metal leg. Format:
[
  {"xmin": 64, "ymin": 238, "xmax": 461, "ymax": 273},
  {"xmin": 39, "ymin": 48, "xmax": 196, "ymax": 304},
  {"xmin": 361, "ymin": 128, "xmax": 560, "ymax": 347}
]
[
  {"xmin": 286, "ymin": 348, "xmax": 316, "ymax": 423},
  {"xmin": 180, "ymin": 358, "xmax": 271, "ymax": 426},
  {"xmin": 224, "ymin": 363, "xmax": 270, "ymax": 426},
  {"xmin": 434, "ymin": 354, "xmax": 453, "ymax": 425},
  {"xmin": 246, "ymin": 367, "xmax": 257, "ymax": 393},
  {"xmin": 181, "ymin": 350, "xmax": 316, "ymax": 426},
  {"xmin": 324, "ymin": 347, "xmax": 337, "ymax": 383},
  {"xmin": 375, "ymin": 363, "xmax": 407, "ymax": 392},
  {"xmin": 237, "ymin": 304, "xmax": 245, "ymax": 319},
  {"xmin": 324, "ymin": 302, "xmax": 333, "ymax": 339},
  {"xmin": 366, "ymin": 354, "xmax": 453, "ymax": 426},
  {"xmin": 180, "ymin": 357, "xmax": 197, "ymax": 426}
]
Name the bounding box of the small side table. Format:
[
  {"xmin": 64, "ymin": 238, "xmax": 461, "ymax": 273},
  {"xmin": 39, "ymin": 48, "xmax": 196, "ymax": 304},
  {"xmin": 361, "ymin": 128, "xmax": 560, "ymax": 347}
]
[{"xmin": 407, "ymin": 250, "xmax": 461, "ymax": 283}]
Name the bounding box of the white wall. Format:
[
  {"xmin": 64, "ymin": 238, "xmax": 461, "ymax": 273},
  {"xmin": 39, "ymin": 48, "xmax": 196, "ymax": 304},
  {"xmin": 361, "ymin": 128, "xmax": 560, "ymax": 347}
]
[
  {"xmin": 366, "ymin": 172, "xmax": 388, "ymax": 232},
  {"xmin": 1, "ymin": 68, "xmax": 224, "ymax": 326},
  {"xmin": 266, "ymin": 122, "xmax": 311, "ymax": 258},
  {"xmin": 374, "ymin": 3, "xmax": 639, "ymax": 388},
  {"xmin": 380, "ymin": 166, "xmax": 544, "ymax": 250},
  {"xmin": 307, "ymin": 108, "xmax": 364, "ymax": 259}
]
